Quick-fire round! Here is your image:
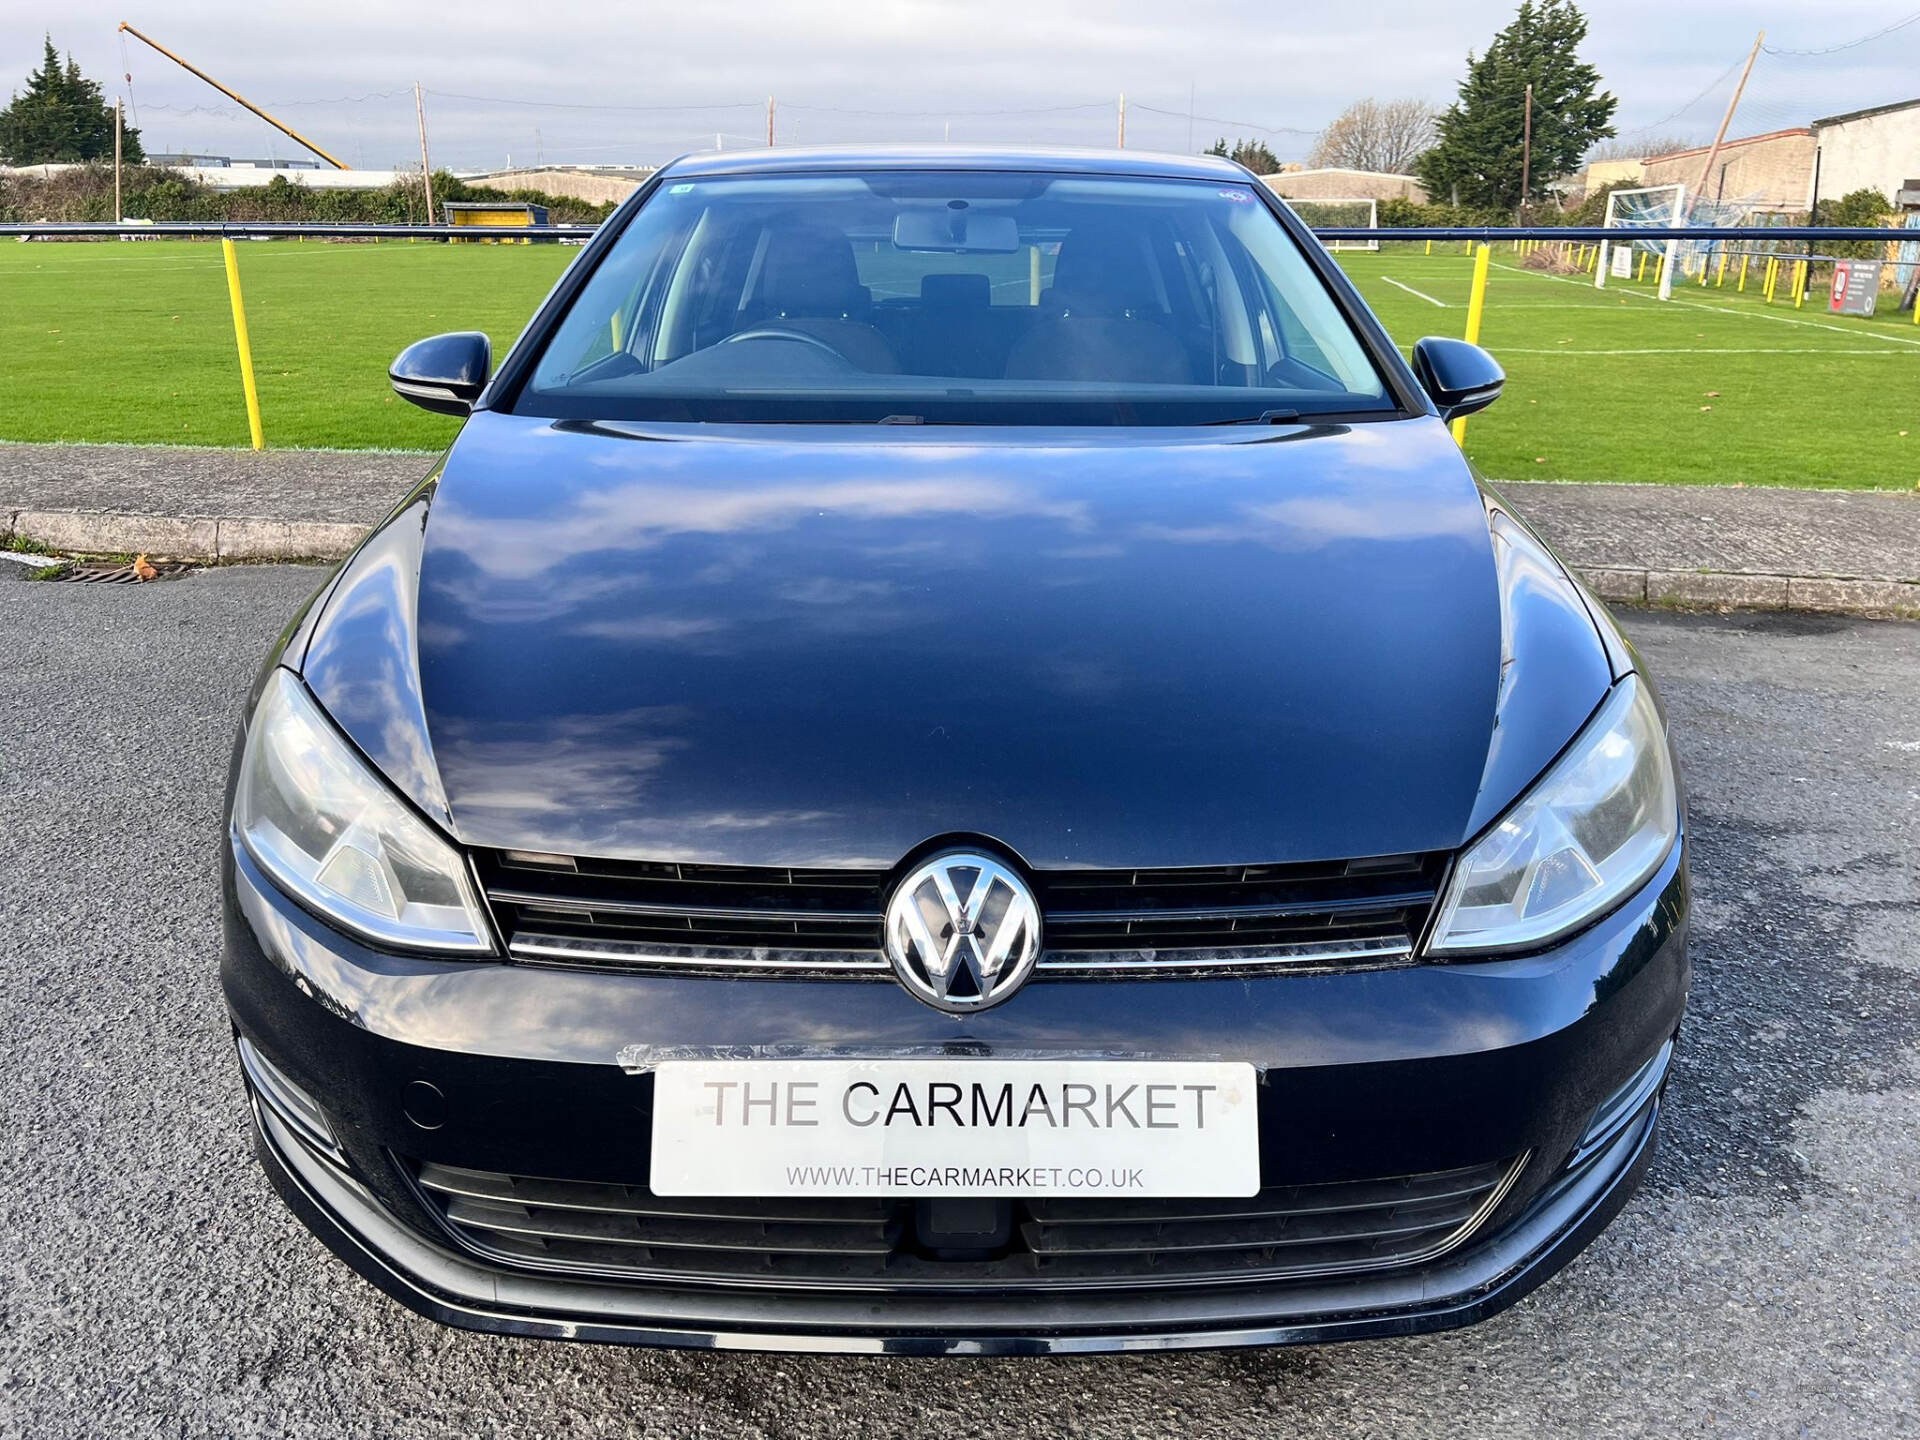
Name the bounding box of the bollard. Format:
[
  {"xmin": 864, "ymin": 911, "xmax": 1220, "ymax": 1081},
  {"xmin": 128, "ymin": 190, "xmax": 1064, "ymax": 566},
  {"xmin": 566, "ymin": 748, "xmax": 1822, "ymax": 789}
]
[
  {"xmin": 1451, "ymin": 243, "xmax": 1491, "ymax": 447},
  {"xmin": 221, "ymin": 237, "xmax": 265, "ymax": 451},
  {"xmin": 1738, "ymin": 254, "xmax": 1750, "ymax": 292}
]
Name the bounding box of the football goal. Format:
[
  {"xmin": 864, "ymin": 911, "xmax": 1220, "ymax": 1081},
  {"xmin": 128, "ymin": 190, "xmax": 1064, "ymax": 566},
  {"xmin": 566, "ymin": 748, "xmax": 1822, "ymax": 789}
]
[
  {"xmin": 1280, "ymin": 197, "xmax": 1380, "ymax": 251},
  {"xmin": 1597, "ymin": 183, "xmax": 1686, "ymax": 300}
]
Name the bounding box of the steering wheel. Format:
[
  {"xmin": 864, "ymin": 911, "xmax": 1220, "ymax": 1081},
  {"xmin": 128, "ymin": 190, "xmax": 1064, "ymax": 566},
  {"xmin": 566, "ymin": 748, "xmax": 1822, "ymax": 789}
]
[{"xmin": 720, "ymin": 326, "xmax": 851, "ymax": 363}]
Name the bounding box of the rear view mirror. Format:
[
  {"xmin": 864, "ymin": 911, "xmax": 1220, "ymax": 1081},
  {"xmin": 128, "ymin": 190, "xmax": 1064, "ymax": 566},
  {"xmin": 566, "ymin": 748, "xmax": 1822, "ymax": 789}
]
[
  {"xmin": 1411, "ymin": 337, "xmax": 1504, "ymax": 422},
  {"xmin": 892, "ymin": 209, "xmax": 1020, "ymax": 254},
  {"xmin": 390, "ymin": 331, "xmax": 491, "ymax": 416}
]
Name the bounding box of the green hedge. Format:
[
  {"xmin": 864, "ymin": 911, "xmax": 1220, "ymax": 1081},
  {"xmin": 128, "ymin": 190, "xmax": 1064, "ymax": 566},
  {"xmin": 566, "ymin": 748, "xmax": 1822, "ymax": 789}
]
[{"xmin": 0, "ymin": 165, "xmax": 619, "ymax": 225}]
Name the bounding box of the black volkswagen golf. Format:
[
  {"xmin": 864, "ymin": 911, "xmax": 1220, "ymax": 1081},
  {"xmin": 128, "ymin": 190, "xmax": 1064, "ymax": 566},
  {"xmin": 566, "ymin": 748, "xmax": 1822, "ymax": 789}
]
[{"xmin": 223, "ymin": 146, "xmax": 1687, "ymax": 1354}]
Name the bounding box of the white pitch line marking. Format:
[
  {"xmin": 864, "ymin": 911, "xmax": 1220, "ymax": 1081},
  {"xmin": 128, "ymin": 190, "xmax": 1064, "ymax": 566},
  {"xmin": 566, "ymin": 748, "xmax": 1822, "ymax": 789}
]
[
  {"xmin": 1490, "ymin": 260, "xmax": 1920, "ymax": 349},
  {"xmin": 1380, "ymin": 276, "xmax": 1448, "ymax": 307}
]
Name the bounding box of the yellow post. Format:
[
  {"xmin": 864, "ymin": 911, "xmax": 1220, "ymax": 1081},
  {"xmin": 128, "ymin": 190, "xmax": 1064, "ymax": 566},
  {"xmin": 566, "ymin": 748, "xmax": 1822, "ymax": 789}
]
[
  {"xmin": 1764, "ymin": 257, "xmax": 1777, "ymax": 302},
  {"xmin": 1636, "ymin": 251, "xmax": 1647, "ymax": 282},
  {"xmin": 1699, "ymin": 253, "xmax": 1710, "ymax": 285},
  {"xmin": 1425, "ymin": 238, "xmax": 1432, "ymax": 255},
  {"xmin": 1451, "ymin": 243, "xmax": 1492, "ymax": 447},
  {"xmin": 1738, "ymin": 253, "xmax": 1750, "ymax": 291},
  {"xmin": 1716, "ymin": 252, "xmax": 1728, "ymax": 286},
  {"xmin": 1794, "ymin": 259, "xmax": 1808, "ymax": 308},
  {"xmin": 221, "ymin": 238, "xmax": 265, "ymax": 451}
]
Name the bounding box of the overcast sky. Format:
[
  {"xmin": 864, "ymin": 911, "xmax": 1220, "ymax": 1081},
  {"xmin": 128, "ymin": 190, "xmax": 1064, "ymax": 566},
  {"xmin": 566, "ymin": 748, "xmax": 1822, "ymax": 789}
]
[{"xmin": 7, "ymin": 2, "xmax": 1917, "ymax": 171}]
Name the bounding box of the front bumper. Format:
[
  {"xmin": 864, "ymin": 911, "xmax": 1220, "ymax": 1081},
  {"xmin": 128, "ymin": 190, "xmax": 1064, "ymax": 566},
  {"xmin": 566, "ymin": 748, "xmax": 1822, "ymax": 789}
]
[{"xmin": 223, "ymin": 836, "xmax": 1689, "ymax": 1355}]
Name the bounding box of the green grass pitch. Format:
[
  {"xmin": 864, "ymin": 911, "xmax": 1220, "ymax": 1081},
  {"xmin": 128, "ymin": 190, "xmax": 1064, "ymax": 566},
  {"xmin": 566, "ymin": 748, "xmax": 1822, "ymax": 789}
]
[
  {"xmin": 1339, "ymin": 245, "xmax": 1919, "ymax": 489},
  {"xmin": 0, "ymin": 239, "xmax": 574, "ymax": 452},
  {"xmin": 0, "ymin": 237, "xmax": 1914, "ymax": 487}
]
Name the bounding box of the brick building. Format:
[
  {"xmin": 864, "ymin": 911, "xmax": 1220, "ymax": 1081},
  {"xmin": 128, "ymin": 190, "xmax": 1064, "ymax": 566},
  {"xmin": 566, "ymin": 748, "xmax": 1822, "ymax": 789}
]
[{"xmin": 1640, "ymin": 129, "xmax": 1815, "ymax": 211}]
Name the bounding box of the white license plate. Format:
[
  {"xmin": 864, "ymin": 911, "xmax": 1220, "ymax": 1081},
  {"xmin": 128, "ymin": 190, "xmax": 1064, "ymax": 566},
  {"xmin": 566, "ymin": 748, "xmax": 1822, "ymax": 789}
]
[{"xmin": 648, "ymin": 1059, "xmax": 1259, "ymax": 1198}]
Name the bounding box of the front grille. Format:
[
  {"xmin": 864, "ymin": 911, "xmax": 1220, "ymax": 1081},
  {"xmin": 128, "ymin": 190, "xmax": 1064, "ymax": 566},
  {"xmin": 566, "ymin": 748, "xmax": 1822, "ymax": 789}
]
[
  {"xmin": 409, "ymin": 1153, "xmax": 1524, "ymax": 1291},
  {"xmin": 475, "ymin": 850, "xmax": 1446, "ymax": 977}
]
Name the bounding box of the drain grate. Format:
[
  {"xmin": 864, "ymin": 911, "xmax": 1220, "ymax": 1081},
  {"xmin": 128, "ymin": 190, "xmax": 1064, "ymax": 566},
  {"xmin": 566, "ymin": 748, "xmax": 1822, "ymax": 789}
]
[{"xmin": 47, "ymin": 560, "xmax": 197, "ymax": 584}]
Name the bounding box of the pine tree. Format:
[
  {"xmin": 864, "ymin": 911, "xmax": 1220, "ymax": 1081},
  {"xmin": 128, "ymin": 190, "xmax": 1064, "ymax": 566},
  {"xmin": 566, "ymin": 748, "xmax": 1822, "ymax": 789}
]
[
  {"xmin": 1417, "ymin": 0, "xmax": 1613, "ymax": 212},
  {"xmin": 0, "ymin": 38, "xmax": 144, "ymax": 165},
  {"xmin": 1204, "ymin": 137, "xmax": 1281, "ymax": 174}
]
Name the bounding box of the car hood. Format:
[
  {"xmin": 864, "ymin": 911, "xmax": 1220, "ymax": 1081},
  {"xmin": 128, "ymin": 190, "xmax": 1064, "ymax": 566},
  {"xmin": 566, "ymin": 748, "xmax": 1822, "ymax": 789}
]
[{"xmin": 303, "ymin": 411, "xmax": 1611, "ymax": 869}]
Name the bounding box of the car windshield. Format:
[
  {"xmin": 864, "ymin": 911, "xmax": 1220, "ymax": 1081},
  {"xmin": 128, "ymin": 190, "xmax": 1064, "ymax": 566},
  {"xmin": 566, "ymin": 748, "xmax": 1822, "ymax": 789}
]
[{"xmin": 516, "ymin": 170, "xmax": 1395, "ymax": 426}]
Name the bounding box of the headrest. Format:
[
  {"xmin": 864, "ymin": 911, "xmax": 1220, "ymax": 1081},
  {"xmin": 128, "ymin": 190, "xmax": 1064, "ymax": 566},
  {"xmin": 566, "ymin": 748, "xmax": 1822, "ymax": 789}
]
[
  {"xmin": 1049, "ymin": 228, "xmax": 1160, "ymax": 314},
  {"xmin": 920, "ymin": 272, "xmax": 992, "ymax": 309},
  {"xmin": 760, "ymin": 225, "xmax": 866, "ymax": 318}
]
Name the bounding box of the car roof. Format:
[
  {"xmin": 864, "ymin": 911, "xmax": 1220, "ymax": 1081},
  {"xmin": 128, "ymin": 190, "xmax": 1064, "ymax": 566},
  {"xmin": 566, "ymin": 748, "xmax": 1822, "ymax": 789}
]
[{"xmin": 658, "ymin": 145, "xmax": 1253, "ymax": 183}]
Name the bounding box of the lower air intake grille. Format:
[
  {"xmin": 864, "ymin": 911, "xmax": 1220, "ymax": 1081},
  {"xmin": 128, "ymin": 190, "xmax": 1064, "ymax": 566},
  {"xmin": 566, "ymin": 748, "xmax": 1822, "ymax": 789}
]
[
  {"xmin": 408, "ymin": 1154, "xmax": 1524, "ymax": 1290},
  {"xmin": 475, "ymin": 849, "xmax": 1447, "ymax": 978}
]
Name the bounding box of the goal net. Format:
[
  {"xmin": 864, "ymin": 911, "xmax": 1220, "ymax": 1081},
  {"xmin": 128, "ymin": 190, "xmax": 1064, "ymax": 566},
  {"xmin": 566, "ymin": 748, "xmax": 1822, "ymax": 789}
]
[
  {"xmin": 1281, "ymin": 197, "xmax": 1380, "ymax": 251},
  {"xmin": 1597, "ymin": 183, "xmax": 1686, "ymax": 299}
]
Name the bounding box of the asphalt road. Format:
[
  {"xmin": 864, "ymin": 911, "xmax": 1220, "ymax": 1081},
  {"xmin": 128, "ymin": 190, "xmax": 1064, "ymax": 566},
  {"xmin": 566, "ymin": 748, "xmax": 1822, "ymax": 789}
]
[{"xmin": 2, "ymin": 566, "xmax": 1916, "ymax": 1439}]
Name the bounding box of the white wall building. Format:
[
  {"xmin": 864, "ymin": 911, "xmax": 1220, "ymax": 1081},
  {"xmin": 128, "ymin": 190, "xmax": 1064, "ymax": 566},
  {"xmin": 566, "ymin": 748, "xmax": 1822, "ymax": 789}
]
[{"xmin": 1811, "ymin": 98, "xmax": 1920, "ymax": 205}]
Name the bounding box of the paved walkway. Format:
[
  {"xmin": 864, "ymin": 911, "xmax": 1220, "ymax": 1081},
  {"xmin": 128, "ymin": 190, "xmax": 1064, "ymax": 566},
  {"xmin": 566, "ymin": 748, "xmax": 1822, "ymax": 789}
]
[{"xmin": 2, "ymin": 441, "xmax": 1916, "ymax": 613}]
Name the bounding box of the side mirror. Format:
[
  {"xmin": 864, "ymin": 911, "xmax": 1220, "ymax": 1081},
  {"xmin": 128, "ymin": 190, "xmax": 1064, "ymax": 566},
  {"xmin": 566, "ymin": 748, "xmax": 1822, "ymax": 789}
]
[
  {"xmin": 1411, "ymin": 337, "xmax": 1504, "ymax": 422},
  {"xmin": 390, "ymin": 332, "xmax": 491, "ymax": 416}
]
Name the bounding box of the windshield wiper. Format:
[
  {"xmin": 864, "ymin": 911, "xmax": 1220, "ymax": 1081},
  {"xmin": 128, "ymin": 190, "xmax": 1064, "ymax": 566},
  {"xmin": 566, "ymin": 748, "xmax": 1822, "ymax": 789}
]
[{"xmin": 1205, "ymin": 408, "xmax": 1303, "ymax": 426}]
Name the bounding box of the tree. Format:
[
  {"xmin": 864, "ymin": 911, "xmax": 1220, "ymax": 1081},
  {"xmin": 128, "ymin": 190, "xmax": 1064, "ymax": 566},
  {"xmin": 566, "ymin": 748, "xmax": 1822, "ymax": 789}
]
[
  {"xmin": 1204, "ymin": 137, "xmax": 1281, "ymax": 174},
  {"xmin": 1816, "ymin": 187, "xmax": 1894, "ymax": 259},
  {"xmin": 0, "ymin": 38, "xmax": 143, "ymax": 165},
  {"xmin": 1417, "ymin": 0, "xmax": 1614, "ymax": 212},
  {"xmin": 1588, "ymin": 134, "xmax": 1694, "ymax": 163},
  {"xmin": 1308, "ymin": 99, "xmax": 1438, "ymax": 174}
]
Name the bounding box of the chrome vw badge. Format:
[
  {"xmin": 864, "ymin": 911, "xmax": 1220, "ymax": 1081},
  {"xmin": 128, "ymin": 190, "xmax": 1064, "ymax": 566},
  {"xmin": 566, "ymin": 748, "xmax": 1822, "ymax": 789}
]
[{"xmin": 884, "ymin": 852, "xmax": 1042, "ymax": 1013}]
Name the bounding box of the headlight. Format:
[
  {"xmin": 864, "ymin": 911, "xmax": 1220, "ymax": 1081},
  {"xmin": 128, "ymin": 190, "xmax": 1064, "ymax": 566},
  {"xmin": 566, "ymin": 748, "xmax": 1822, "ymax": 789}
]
[
  {"xmin": 235, "ymin": 669, "xmax": 493, "ymax": 954},
  {"xmin": 1429, "ymin": 675, "xmax": 1677, "ymax": 954}
]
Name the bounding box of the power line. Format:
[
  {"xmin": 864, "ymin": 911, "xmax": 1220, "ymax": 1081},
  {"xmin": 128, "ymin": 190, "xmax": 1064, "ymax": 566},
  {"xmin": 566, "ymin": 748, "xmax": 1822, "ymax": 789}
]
[
  {"xmin": 783, "ymin": 100, "xmax": 1109, "ymax": 118},
  {"xmin": 1762, "ymin": 9, "xmax": 1920, "ymax": 55},
  {"xmin": 1130, "ymin": 102, "xmax": 1316, "ymax": 136},
  {"xmin": 269, "ymin": 89, "xmax": 414, "ymax": 107},
  {"xmin": 425, "ymin": 89, "xmax": 762, "ymax": 113}
]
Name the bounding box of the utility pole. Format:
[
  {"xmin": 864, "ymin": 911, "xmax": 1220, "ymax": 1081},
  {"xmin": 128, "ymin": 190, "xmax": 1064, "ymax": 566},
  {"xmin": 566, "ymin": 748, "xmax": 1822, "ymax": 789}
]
[
  {"xmin": 1690, "ymin": 31, "xmax": 1764, "ymax": 218},
  {"xmin": 1117, "ymin": 92, "xmax": 1126, "ymax": 149},
  {"xmin": 767, "ymin": 96, "xmax": 776, "ymax": 146},
  {"xmin": 1519, "ymin": 82, "xmax": 1532, "ymax": 220},
  {"xmin": 413, "ymin": 82, "xmax": 435, "ymax": 226},
  {"xmin": 113, "ymin": 98, "xmax": 123, "ymax": 224},
  {"xmin": 1804, "ymin": 144, "xmax": 1823, "ymax": 299}
]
